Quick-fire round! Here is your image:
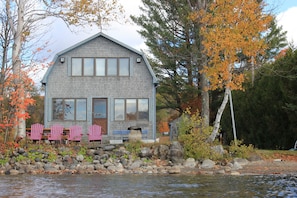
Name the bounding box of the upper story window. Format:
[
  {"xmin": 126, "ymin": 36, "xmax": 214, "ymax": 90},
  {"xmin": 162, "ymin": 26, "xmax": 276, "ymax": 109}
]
[{"xmin": 71, "ymin": 57, "xmax": 130, "ymax": 76}]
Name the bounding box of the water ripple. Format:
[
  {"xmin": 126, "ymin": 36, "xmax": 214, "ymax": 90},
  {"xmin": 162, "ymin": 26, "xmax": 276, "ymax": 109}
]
[{"xmin": 0, "ymin": 174, "xmax": 296, "ymax": 197}]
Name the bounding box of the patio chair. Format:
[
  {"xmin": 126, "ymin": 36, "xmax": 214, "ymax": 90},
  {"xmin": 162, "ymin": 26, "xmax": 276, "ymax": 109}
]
[
  {"xmin": 48, "ymin": 124, "xmax": 64, "ymax": 144},
  {"xmin": 27, "ymin": 123, "xmax": 44, "ymax": 144},
  {"xmin": 68, "ymin": 125, "xmax": 83, "ymax": 143},
  {"xmin": 87, "ymin": 124, "xmax": 102, "ymax": 143}
]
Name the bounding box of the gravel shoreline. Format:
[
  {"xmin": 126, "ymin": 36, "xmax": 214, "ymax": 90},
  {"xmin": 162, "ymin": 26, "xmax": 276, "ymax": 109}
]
[{"xmin": 238, "ymin": 160, "xmax": 297, "ymax": 175}]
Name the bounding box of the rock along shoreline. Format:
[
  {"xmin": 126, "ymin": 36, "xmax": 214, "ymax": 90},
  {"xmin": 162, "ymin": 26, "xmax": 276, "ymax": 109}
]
[{"xmin": 1, "ymin": 141, "xmax": 296, "ymax": 176}]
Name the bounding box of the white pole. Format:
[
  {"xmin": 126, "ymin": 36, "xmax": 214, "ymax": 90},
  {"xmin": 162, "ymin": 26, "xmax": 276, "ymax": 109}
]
[{"xmin": 229, "ymin": 90, "xmax": 237, "ymax": 145}]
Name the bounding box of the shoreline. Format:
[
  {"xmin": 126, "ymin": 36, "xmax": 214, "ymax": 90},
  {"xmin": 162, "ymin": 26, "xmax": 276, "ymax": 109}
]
[
  {"xmin": 2, "ymin": 160, "xmax": 297, "ymax": 176},
  {"xmin": 0, "ymin": 160, "xmax": 297, "ymax": 177},
  {"xmin": 1, "ymin": 142, "xmax": 297, "ymax": 176},
  {"xmin": 2, "ymin": 161, "xmax": 297, "ymax": 176},
  {"xmin": 237, "ymin": 160, "xmax": 297, "ymax": 175}
]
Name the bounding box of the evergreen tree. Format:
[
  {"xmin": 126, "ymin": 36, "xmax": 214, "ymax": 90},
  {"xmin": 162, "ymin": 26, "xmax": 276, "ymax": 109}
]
[
  {"xmin": 261, "ymin": 17, "xmax": 288, "ymax": 63},
  {"xmin": 222, "ymin": 48, "xmax": 297, "ymax": 149},
  {"xmin": 131, "ymin": 0, "xmax": 210, "ymax": 122}
]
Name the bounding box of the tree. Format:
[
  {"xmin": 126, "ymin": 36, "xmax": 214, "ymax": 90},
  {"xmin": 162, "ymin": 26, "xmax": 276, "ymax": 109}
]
[
  {"xmin": 221, "ymin": 47, "xmax": 297, "ymax": 149},
  {"xmin": 235, "ymin": 17, "xmax": 288, "ymax": 86},
  {"xmin": 132, "ymin": 0, "xmax": 211, "ymax": 125},
  {"xmin": 3, "ymin": 0, "xmax": 124, "ymax": 139},
  {"xmin": 211, "ymin": 16, "xmax": 288, "ymax": 146},
  {"xmin": 191, "ymin": 0, "xmax": 272, "ymax": 142},
  {"xmin": 0, "ymin": 6, "xmax": 11, "ymax": 96}
]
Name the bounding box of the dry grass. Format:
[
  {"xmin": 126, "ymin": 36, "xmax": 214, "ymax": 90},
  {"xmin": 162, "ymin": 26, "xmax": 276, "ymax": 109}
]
[{"xmin": 256, "ymin": 149, "xmax": 297, "ymax": 161}]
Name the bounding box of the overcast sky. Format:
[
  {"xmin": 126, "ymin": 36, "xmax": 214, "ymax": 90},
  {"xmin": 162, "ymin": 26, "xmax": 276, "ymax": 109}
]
[
  {"xmin": 47, "ymin": 0, "xmax": 297, "ymax": 60},
  {"xmin": 34, "ymin": 0, "xmax": 296, "ymax": 85}
]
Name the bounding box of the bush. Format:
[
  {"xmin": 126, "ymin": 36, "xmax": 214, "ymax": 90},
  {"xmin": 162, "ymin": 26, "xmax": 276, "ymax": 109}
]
[
  {"xmin": 178, "ymin": 110, "xmax": 220, "ymax": 160},
  {"xmin": 125, "ymin": 141, "xmax": 143, "ymax": 157},
  {"xmin": 228, "ymin": 140, "xmax": 254, "ymax": 158}
]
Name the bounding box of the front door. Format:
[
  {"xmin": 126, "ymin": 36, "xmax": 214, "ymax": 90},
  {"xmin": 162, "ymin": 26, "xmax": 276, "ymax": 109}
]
[{"xmin": 92, "ymin": 98, "xmax": 107, "ymax": 135}]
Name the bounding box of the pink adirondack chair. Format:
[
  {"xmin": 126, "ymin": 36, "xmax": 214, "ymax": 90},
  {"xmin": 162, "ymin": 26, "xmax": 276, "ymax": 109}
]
[
  {"xmin": 68, "ymin": 125, "xmax": 83, "ymax": 143},
  {"xmin": 48, "ymin": 124, "xmax": 64, "ymax": 143},
  {"xmin": 87, "ymin": 124, "xmax": 102, "ymax": 142},
  {"xmin": 28, "ymin": 123, "xmax": 44, "ymax": 144}
]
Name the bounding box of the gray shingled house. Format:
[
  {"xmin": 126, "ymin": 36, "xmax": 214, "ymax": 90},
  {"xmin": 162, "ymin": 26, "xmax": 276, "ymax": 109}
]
[{"xmin": 41, "ymin": 32, "xmax": 158, "ymax": 142}]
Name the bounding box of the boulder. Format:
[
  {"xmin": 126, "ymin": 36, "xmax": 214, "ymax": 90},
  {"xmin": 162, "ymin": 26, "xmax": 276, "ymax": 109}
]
[
  {"xmin": 215, "ymin": 169, "xmax": 226, "ymax": 174},
  {"xmin": 9, "ymin": 169, "xmax": 20, "ymax": 175},
  {"xmin": 247, "ymin": 154, "xmax": 262, "ymax": 161},
  {"xmin": 233, "ymin": 158, "xmax": 249, "ymax": 166},
  {"xmin": 130, "ymin": 159, "xmax": 142, "ymax": 169},
  {"xmin": 211, "ymin": 145, "xmax": 225, "ymax": 156},
  {"xmin": 103, "ymin": 145, "xmax": 116, "ymax": 151},
  {"xmin": 139, "ymin": 147, "xmax": 152, "ymax": 158},
  {"xmin": 168, "ymin": 166, "xmax": 181, "ymax": 174},
  {"xmin": 183, "ymin": 158, "xmax": 197, "ymax": 168},
  {"xmin": 76, "ymin": 154, "xmax": 84, "ymax": 162},
  {"xmin": 232, "ymin": 161, "xmax": 243, "ymax": 170},
  {"xmin": 120, "ymin": 157, "xmax": 129, "ymax": 167},
  {"xmin": 158, "ymin": 145, "xmax": 169, "ymax": 160},
  {"xmin": 115, "ymin": 163, "xmax": 124, "ymax": 173},
  {"xmin": 201, "ymin": 159, "xmax": 215, "ymax": 169},
  {"xmin": 17, "ymin": 148, "xmax": 26, "ymax": 155},
  {"xmin": 169, "ymin": 141, "xmax": 184, "ymax": 164}
]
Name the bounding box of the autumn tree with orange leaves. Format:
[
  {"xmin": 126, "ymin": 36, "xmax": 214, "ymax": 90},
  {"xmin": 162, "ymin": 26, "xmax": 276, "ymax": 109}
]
[
  {"xmin": 191, "ymin": 0, "xmax": 272, "ymax": 142},
  {"xmin": 0, "ymin": 73, "xmax": 35, "ymax": 143}
]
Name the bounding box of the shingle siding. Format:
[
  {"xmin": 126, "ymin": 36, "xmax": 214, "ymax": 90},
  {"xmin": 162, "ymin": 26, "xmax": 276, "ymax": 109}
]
[{"xmin": 43, "ymin": 34, "xmax": 156, "ymax": 141}]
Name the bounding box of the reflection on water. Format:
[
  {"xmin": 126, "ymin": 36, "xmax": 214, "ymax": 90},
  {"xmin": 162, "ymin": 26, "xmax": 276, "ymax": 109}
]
[{"xmin": 0, "ymin": 174, "xmax": 296, "ymax": 197}]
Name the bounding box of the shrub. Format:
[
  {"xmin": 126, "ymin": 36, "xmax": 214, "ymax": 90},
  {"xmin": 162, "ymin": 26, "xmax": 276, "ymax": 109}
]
[
  {"xmin": 0, "ymin": 153, "xmax": 9, "ymax": 166},
  {"xmin": 78, "ymin": 146, "xmax": 87, "ymax": 156},
  {"xmin": 178, "ymin": 110, "xmax": 220, "ymax": 160},
  {"xmin": 125, "ymin": 140, "xmax": 143, "ymax": 157},
  {"xmin": 228, "ymin": 140, "xmax": 254, "ymax": 158},
  {"xmin": 77, "ymin": 146, "xmax": 93, "ymax": 162}
]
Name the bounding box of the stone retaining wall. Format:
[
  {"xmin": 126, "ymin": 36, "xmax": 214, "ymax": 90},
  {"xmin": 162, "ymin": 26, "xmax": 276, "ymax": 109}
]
[{"xmin": 0, "ymin": 142, "xmax": 253, "ymax": 176}]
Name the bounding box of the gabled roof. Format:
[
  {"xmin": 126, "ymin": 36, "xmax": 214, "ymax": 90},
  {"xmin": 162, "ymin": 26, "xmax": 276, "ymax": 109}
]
[{"xmin": 41, "ymin": 32, "xmax": 158, "ymax": 84}]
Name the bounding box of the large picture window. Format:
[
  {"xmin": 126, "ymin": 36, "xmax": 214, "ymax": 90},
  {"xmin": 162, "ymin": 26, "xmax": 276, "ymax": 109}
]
[
  {"xmin": 71, "ymin": 57, "xmax": 130, "ymax": 76},
  {"xmin": 114, "ymin": 99, "xmax": 149, "ymax": 121},
  {"xmin": 53, "ymin": 98, "xmax": 87, "ymax": 121}
]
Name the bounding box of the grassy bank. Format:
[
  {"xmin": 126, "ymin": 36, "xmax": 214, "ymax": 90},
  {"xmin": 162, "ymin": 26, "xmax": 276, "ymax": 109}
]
[{"xmin": 255, "ymin": 149, "xmax": 297, "ymax": 161}]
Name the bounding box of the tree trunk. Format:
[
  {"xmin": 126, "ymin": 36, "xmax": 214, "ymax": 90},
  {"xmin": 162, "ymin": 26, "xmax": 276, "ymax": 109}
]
[
  {"xmin": 208, "ymin": 87, "xmax": 230, "ymax": 142},
  {"xmin": 196, "ymin": 0, "xmax": 210, "ymax": 128},
  {"xmin": 7, "ymin": 0, "xmax": 26, "ymax": 138},
  {"xmin": 201, "ymin": 72, "xmax": 209, "ymax": 127},
  {"xmin": 251, "ymin": 56, "xmax": 255, "ymax": 87}
]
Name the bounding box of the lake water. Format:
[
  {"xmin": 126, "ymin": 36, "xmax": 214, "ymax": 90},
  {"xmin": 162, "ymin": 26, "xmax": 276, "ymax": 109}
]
[{"xmin": 0, "ymin": 174, "xmax": 296, "ymax": 197}]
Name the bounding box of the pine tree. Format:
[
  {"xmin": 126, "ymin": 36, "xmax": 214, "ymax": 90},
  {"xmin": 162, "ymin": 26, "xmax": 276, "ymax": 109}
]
[{"xmin": 132, "ymin": 0, "xmax": 211, "ymax": 125}]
